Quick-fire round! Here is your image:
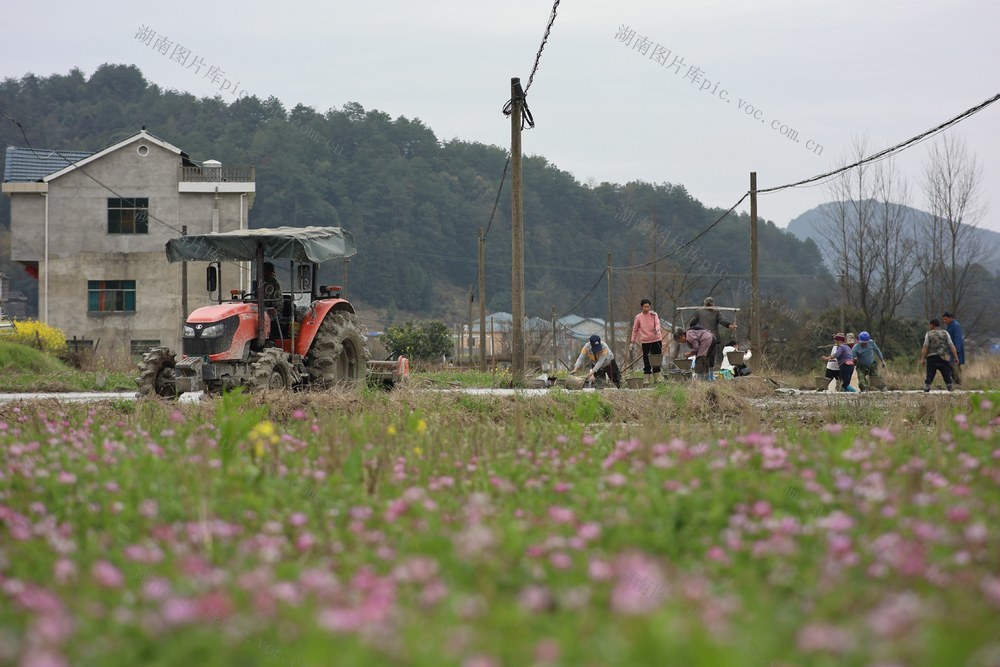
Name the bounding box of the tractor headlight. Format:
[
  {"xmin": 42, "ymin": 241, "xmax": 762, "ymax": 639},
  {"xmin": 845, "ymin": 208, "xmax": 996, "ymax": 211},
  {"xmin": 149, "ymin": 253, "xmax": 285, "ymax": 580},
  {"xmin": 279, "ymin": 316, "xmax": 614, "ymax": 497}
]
[
  {"xmin": 201, "ymin": 323, "xmax": 225, "ymax": 338},
  {"xmin": 183, "ymin": 325, "xmax": 196, "ymax": 338}
]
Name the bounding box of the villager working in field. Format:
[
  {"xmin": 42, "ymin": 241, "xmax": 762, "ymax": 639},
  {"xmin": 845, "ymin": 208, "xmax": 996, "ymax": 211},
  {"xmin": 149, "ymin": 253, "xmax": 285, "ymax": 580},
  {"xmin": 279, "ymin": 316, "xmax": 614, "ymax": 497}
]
[
  {"xmin": 570, "ymin": 334, "xmax": 622, "ymax": 389},
  {"xmin": 688, "ymin": 297, "xmax": 736, "ymax": 378},
  {"xmin": 942, "ymin": 311, "xmax": 965, "ymax": 386},
  {"xmin": 821, "ymin": 333, "xmax": 856, "ymax": 392},
  {"xmin": 675, "ymin": 326, "xmax": 715, "ymax": 380},
  {"xmin": 630, "ymin": 299, "xmax": 663, "ymax": 385},
  {"xmin": 851, "ymin": 331, "xmax": 886, "ymax": 392},
  {"xmin": 720, "ymin": 340, "xmax": 752, "ymax": 378},
  {"xmin": 920, "ymin": 318, "xmax": 958, "ymax": 392}
]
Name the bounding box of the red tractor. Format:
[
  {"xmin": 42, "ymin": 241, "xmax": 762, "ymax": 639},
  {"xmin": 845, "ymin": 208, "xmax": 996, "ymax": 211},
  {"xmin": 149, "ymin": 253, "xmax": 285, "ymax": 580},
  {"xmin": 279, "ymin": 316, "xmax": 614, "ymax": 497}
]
[{"xmin": 137, "ymin": 226, "xmax": 408, "ymax": 397}]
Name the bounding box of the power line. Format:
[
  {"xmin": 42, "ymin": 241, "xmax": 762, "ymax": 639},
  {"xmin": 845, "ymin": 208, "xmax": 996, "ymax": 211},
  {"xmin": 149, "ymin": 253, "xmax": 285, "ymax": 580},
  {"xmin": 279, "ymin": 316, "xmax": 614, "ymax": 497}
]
[
  {"xmin": 525, "ymin": 0, "xmax": 561, "ymax": 94},
  {"xmin": 758, "ymin": 92, "xmax": 1000, "ymax": 195},
  {"xmin": 482, "ymin": 154, "xmax": 510, "ymax": 240},
  {"xmin": 617, "ymin": 192, "xmax": 750, "ymax": 271},
  {"xmin": 559, "ymin": 268, "xmax": 606, "ymax": 318}
]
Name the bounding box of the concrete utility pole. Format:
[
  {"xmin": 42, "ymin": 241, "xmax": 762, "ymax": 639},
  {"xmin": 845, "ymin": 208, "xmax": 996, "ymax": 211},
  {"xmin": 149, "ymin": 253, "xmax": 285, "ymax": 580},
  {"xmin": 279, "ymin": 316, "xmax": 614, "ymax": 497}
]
[
  {"xmin": 510, "ymin": 77, "xmax": 526, "ymax": 383},
  {"xmin": 478, "ymin": 228, "xmax": 487, "ymax": 372},
  {"xmin": 607, "ymin": 253, "xmax": 615, "ymax": 355},
  {"xmin": 749, "ymin": 173, "xmax": 761, "ymax": 357}
]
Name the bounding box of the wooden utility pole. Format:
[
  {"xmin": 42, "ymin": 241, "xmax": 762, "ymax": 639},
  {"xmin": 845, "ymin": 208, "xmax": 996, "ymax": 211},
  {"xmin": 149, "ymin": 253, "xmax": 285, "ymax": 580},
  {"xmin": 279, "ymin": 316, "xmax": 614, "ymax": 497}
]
[
  {"xmin": 467, "ymin": 284, "xmax": 474, "ymax": 364},
  {"xmin": 651, "ymin": 208, "xmax": 657, "ymax": 310},
  {"xmin": 181, "ymin": 225, "xmax": 188, "ymax": 321},
  {"xmin": 749, "ymin": 173, "xmax": 760, "ymax": 357},
  {"xmin": 510, "ymin": 77, "xmax": 526, "ymax": 383},
  {"xmin": 478, "ymin": 228, "xmax": 486, "ymax": 372},
  {"xmin": 607, "ymin": 253, "xmax": 615, "ymax": 355},
  {"xmin": 551, "ymin": 306, "xmax": 557, "ymax": 371}
]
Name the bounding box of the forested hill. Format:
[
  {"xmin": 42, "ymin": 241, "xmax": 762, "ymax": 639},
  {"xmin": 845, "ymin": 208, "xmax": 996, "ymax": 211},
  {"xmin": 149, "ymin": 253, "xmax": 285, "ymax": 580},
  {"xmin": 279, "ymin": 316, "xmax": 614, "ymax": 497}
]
[{"xmin": 0, "ymin": 64, "xmax": 831, "ymax": 321}]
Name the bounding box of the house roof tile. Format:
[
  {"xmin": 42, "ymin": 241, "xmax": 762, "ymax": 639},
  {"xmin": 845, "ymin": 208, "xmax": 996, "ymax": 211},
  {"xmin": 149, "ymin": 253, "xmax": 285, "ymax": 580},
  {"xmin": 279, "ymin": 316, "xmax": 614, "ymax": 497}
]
[{"xmin": 3, "ymin": 146, "xmax": 93, "ymax": 182}]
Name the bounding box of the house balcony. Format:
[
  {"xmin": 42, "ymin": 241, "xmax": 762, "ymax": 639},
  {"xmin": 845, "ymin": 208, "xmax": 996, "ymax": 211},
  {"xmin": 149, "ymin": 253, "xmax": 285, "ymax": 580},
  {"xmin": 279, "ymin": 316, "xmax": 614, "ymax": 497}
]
[{"xmin": 178, "ymin": 165, "xmax": 256, "ymax": 194}]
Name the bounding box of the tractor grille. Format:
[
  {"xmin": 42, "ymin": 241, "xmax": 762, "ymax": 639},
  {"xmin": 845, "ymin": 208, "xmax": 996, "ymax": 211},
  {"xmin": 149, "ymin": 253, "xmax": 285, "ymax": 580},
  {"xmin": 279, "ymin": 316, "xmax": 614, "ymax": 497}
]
[{"xmin": 182, "ymin": 315, "xmax": 240, "ymax": 357}]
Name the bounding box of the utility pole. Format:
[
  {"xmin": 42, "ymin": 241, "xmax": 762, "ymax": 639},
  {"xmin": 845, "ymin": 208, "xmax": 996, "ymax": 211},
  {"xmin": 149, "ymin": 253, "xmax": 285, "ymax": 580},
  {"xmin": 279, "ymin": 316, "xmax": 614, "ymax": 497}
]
[
  {"xmin": 651, "ymin": 207, "xmax": 657, "ymax": 310},
  {"xmin": 607, "ymin": 253, "xmax": 615, "ymax": 355},
  {"xmin": 467, "ymin": 284, "xmax": 474, "ymax": 364},
  {"xmin": 510, "ymin": 77, "xmax": 526, "ymax": 384},
  {"xmin": 551, "ymin": 306, "xmax": 557, "ymax": 371},
  {"xmin": 749, "ymin": 173, "xmax": 760, "ymax": 357},
  {"xmin": 478, "ymin": 228, "xmax": 487, "ymax": 372},
  {"xmin": 181, "ymin": 225, "xmax": 188, "ymax": 322},
  {"xmin": 839, "ymin": 273, "xmax": 846, "ymax": 334}
]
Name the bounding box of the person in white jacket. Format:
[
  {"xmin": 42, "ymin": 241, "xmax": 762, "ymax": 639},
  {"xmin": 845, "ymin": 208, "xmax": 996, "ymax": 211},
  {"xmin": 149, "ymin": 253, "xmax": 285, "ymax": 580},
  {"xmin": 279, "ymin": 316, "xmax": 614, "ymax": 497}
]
[{"xmin": 720, "ymin": 340, "xmax": 752, "ymax": 377}]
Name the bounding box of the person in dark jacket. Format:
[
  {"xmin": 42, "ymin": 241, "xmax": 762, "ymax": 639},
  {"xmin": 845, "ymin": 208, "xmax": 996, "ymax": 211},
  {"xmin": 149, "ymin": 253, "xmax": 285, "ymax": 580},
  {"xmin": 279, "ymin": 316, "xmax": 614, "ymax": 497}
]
[
  {"xmin": 942, "ymin": 312, "xmax": 965, "ymax": 386},
  {"xmin": 688, "ymin": 297, "xmax": 736, "ymax": 378}
]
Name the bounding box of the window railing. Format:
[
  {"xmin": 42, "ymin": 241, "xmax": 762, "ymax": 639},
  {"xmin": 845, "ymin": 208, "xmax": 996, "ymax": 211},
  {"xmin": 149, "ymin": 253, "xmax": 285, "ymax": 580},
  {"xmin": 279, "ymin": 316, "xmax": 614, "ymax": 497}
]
[{"xmin": 178, "ymin": 165, "xmax": 256, "ymax": 182}]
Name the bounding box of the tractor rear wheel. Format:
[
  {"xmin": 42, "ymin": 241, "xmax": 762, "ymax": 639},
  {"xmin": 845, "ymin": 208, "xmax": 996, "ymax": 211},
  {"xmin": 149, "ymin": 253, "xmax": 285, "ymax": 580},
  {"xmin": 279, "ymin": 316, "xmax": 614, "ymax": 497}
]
[
  {"xmin": 137, "ymin": 347, "xmax": 178, "ymax": 398},
  {"xmin": 248, "ymin": 348, "xmax": 292, "ymax": 391},
  {"xmin": 306, "ymin": 311, "xmax": 370, "ymax": 387}
]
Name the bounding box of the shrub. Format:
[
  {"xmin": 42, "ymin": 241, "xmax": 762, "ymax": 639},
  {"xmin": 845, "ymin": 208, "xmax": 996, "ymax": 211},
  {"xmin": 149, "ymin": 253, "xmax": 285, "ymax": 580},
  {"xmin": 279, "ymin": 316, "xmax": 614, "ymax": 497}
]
[{"xmin": 4, "ymin": 319, "xmax": 68, "ymax": 355}]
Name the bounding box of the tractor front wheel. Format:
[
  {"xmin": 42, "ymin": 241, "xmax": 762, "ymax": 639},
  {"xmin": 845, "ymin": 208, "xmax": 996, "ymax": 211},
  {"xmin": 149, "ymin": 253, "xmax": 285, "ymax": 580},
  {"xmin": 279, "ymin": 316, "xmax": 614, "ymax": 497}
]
[
  {"xmin": 248, "ymin": 348, "xmax": 292, "ymax": 392},
  {"xmin": 136, "ymin": 347, "xmax": 178, "ymax": 398}
]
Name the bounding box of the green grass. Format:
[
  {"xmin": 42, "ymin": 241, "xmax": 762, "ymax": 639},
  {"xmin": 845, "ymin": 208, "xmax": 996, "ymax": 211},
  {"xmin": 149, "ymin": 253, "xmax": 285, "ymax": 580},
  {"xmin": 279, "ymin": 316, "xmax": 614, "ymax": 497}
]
[
  {"xmin": 0, "ymin": 340, "xmax": 137, "ymax": 391},
  {"xmin": 0, "ymin": 388, "xmax": 997, "ymax": 666}
]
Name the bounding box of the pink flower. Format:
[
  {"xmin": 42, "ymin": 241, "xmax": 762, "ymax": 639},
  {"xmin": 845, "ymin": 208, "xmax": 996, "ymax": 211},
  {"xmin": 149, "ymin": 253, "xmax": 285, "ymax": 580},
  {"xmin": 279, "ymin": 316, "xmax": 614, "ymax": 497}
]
[
  {"xmin": 289, "ymin": 512, "xmax": 308, "ymax": 527},
  {"xmin": 946, "ymin": 506, "xmax": 971, "ymax": 523},
  {"xmin": 797, "ymin": 623, "xmax": 855, "ymax": 653},
  {"xmin": 19, "ymin": 648, "xmax": 68, "ymax": 667},
  {"xmin": 577, "ymin": 522, "xmax": 601, "ymax": 541},
  {"xmin": 91, "ymin": 561, "xmax": 123, "ymax": 588},
  {"xmin": 548, "ymin": 506, "xmax": 575, "ymax": 524},
  {"xmin": 534, "ymin": 639, "xmax": 561, "ymax": 664},
  {"xmin": 139, "ymin": 500, "xmax": 158, "ymax": 519},
  {"xmin": 870, "ymin": 427, "xmax": 895, "ymax": 442},
  {"xmin": 296, "ymin": 533, "xmax": 315, "ymax": 551},
  {"xmin": 292, "ymin": 409, "xmax": 307, "ymax": 420},
  {"xmin": 605, "ymin": 473, "xmax": 627, "ymax": 487},
  {"xmin": 518, "ymin": 585, "xmax": 555, "ymax": 613},
  {"xmin": 550, "ymin": 552, "xmax": 572, "ymax": 570},
  {"xmin": 610, "ymin": 553, "xmax": 666, "ymax": 615},
  {"xmin": 706, "ymin": 546, "xmax": 729, "ymax": 564},
  {"xmin": 823, "ymin": 423, "xmax": 843, "ymax": 434},
  {"xmin": 57, "ymin": 472, "xmax": 76, "ymax": 485},
  {"xmin": 53, "ymin": 559, "xmax": 76, "ymax": 585},
  {"xmin": 161, "ymin": 597, "xmax": 200, "ymax": 626}
]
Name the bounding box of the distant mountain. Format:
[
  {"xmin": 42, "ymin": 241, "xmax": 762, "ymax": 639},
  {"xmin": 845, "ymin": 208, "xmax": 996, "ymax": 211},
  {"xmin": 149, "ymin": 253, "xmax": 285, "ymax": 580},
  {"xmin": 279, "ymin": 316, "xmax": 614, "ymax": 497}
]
[{"xmin": 787, "ymin": 201, "xmax": 1000, "ymax": 274}]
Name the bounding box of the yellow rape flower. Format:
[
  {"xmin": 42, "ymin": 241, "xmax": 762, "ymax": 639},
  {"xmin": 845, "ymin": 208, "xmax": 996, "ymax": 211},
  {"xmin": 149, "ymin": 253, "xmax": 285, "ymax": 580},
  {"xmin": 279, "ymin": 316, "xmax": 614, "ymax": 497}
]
[
  {"xmin": 413, "ymin": 446, "xmax": 423, "ymax": 457},
  {"xmin": 249, "ymin": 420, "xmax": 280, "ymax": 460},
  {"xmin": 386, "ymin": 425, "xmax": 397, "ymax": 436},
  {"xmin": 415, "ymin": 419, "xmax": 428, "ymax": 435}
]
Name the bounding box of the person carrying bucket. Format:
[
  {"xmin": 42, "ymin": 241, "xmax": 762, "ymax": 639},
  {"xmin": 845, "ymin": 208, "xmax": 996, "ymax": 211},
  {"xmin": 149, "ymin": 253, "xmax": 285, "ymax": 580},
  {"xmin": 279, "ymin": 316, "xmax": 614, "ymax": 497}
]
[
  {"xmin": 570, "ymin": 335, "xmax": 622, "ymax": 389},
  {"xmin": 630, "ymin": 299, "xmax": 663, "ymax": 385}
]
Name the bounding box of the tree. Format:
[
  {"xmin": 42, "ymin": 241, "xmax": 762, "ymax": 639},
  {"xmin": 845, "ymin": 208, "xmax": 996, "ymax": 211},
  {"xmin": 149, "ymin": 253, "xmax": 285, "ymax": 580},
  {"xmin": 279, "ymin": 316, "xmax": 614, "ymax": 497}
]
[
  {"xmin": 380, "ymin": 320, "xmax": 451, "ymax": 360},
  {"xmin": 817, "ymin": 136, "xmax": 917, "ymax": 341},
  {"xmin": 918, "ymin": 135, "xmax": 991, "ymax": 332}
]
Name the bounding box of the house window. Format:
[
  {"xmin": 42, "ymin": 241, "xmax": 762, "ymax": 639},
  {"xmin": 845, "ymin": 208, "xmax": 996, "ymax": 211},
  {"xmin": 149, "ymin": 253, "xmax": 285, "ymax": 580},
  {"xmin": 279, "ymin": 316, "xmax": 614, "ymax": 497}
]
[
  {"xmin": 107, "ymin": 197, "xmax": 149, "ymax": 234},
  {"xmin": 88, "ymin": 280, "xmax": 136, "ymax": 313},
  {"xmin": 130, "ymin": 339, "xmax": 160, "ymax": 356}
]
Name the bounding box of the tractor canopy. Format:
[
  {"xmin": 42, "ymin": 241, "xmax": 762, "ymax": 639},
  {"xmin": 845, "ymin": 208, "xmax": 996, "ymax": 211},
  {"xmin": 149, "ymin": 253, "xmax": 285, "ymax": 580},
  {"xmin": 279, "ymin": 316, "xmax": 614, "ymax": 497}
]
[{"xmin": 165, "ymin": 226, "xmax": 357, "ymax": 264}]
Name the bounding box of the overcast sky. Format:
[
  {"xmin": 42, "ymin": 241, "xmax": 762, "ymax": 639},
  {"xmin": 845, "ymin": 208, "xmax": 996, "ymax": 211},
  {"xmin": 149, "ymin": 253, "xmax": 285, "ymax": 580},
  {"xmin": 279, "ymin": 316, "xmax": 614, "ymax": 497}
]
[{"xmin": 3, "ymin": 0, "xmax": 998, "ymax": 231}]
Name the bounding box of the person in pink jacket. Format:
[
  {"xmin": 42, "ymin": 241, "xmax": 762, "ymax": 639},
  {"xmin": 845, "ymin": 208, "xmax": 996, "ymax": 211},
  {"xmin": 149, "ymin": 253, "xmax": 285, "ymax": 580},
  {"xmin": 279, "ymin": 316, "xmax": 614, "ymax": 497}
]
[
  {"xmin": 630, "ymin": 299, "xmax": 663, "ymax": 384},
  {"xmin": 676, "ymin": 326, "xmax": 716, "ymax": 380}
]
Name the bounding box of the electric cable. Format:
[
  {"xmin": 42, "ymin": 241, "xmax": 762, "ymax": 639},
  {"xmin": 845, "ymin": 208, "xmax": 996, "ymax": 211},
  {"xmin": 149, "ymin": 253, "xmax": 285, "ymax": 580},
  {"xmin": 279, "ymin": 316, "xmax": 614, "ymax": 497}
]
[{"xmin": 758, "ymin": 92, "xmax": 1000, "ymax": 195}]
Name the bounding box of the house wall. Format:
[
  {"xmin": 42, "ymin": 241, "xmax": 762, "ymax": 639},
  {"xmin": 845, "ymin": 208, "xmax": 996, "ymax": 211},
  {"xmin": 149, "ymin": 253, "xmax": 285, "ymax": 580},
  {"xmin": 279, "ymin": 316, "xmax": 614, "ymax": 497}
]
[{"xmin": 9, "ymin": 137, "xmax": 252, "ymax": 357}]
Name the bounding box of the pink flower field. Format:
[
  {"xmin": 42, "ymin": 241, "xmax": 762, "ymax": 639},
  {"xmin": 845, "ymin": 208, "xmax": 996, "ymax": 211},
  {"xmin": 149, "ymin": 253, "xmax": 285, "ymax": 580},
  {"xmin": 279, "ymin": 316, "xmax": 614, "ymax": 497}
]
[{"xmin": 0, "ymin": 389, "xmax": 998, "ymax": 666}]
